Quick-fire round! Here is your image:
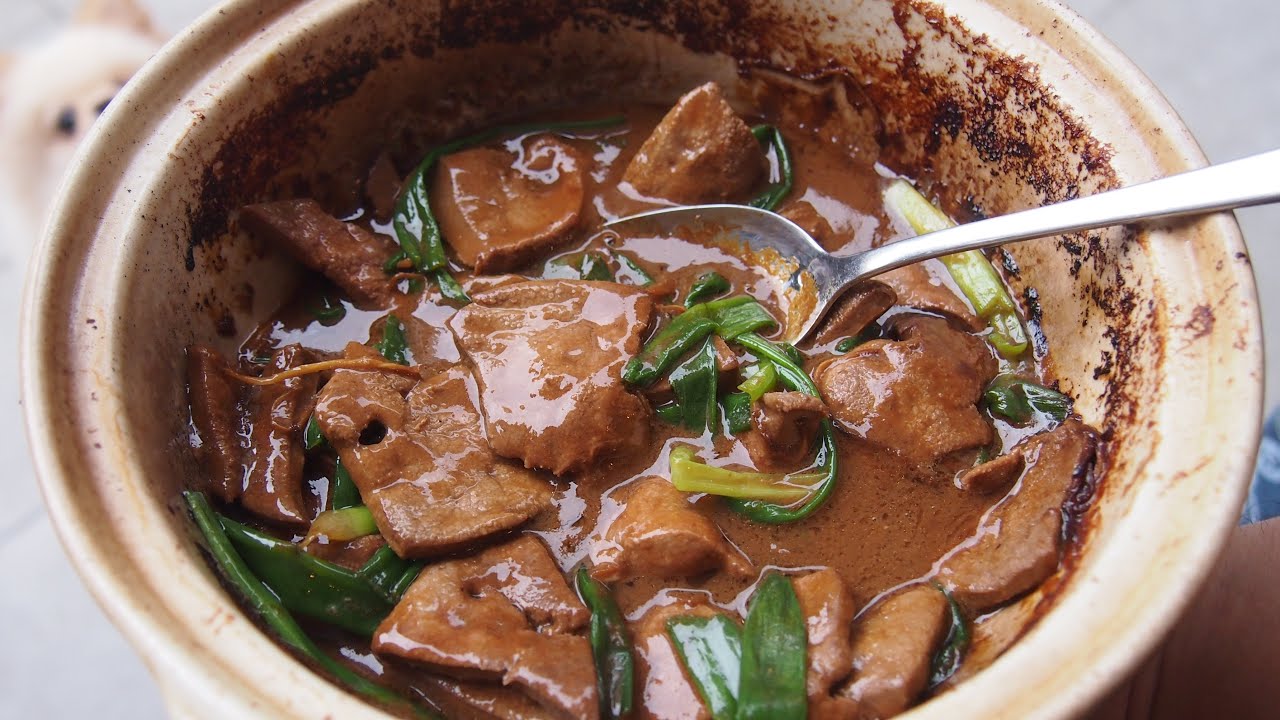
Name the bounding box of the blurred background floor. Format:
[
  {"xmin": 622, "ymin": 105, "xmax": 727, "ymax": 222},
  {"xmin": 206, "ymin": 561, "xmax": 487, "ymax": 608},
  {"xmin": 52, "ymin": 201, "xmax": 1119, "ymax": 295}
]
[{"xmin": 1, "ymin": 0, "xmax": 1275, "ymax": 717}]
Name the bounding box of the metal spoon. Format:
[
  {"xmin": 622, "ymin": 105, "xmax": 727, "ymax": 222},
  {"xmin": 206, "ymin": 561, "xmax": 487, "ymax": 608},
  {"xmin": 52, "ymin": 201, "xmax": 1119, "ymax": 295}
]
[{"xmin": 605, "ymin": 149, "xmax": 1280, "ymax": 342}]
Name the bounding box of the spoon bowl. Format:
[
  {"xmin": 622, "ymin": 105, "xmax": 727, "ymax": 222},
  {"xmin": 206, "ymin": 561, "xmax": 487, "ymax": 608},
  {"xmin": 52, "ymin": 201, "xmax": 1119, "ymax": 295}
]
[{"xmin": 607, "ymin": 148, "xmax": 1280, "ymax": 342}]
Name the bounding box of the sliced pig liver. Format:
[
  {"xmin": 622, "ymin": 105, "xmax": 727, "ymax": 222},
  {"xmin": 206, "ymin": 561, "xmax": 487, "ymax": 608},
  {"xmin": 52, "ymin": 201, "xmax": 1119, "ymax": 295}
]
[
  {"xmin": 792, "ymin": 569, "xmax": 859, "ymax": 720},
  {"xmin": 186, "ymin": 344, "xmax": 243, "ymax": 504},
  {"xmin": 239, "ymin": 344, "xmax": 316, "ymax": 527},
  {"xmin": 742, "ymin": 391, "xmax": 828, "ymax": 471},
  {"xmin": 839, "ymin": 585, "xmax": 950, "ymax": 719},
  {"xmin": 816, "ymin": 315, "xmax": 997, "ymax": 468},
  {"xmin": 592, "ymin": 477, "xmax": 750, "ymax": 582},
  {"xmin": 240, "ymin": 199, "xmax": 397, "ymax": 307},
  {"xmin": 432, "ymin": 135, "xmax": 584, "ymax": 273},
  {"xmin": 811, "ymin": 281, "xmax": 896, "ymax": 347},
  {"xmin": 448, "ymin": 280, "xmax": 653, "ymax": 475},
  {"xmin": 374, "ymin": 535, "xmax": 596, "ymax": 720},
  {"xmin": 938, "ymin": 420, "xmax": 1097, "ymax": 611},
  {"xmin": 879, "ymin": 263, "xmax": 983, "ymax": 332},
  {"xmin": 623, "ymin": 82, "xmax": 766, "ymax": 204},
  {"xmin": 314, "ymin": 364, "xmax": 552, "ymax": 558}
]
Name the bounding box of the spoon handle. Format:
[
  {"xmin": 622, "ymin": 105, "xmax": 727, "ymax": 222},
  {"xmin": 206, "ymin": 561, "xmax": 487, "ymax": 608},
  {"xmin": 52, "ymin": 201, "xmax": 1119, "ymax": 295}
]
[{"xmin": 843, "ymin": 148, "xmax": 1280, "ymax": 281}]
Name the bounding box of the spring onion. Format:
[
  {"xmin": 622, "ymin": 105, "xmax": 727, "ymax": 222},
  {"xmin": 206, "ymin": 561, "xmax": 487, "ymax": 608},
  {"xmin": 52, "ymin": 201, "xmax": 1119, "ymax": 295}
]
[
  {"xmin": 311, "ymin": 296, "xmax": 346, "ymax": 326},
  {"xmin": 576, "ymin": 568, "xmax": 635, "ymax": 719},
  {"xmin": 722, "ymin": 392, "xmax": 754, "ymax": 435},
  {"xmin": 885, "ymin": 179, "xmax": 1028, "ymax": 358},
  {"xmin": 305, "ymin": 506, "xmax": 378, "ymax": 546},
  {"xmin": 669, "ymin": 446, "xmax": 813, "ymax": 503},
  {"xmin": 615, "ymin": 252, "xmax": 655, "ymax": 286},
  {"xmin": 549, "ymin": 252, "xmax": 616, "ymax": 282},
  {"xmin": 219, "ymin": 514, "xmax": 391, "ymax": 636},
  {"xmin": 180, "ymin": 489, "xmax": 424, "ymax": 707},
  {"xmin": 183, "ymin": 492, "xmax": 435, "ymax": 716},
  {"xmin": 329, "ymin": 458, "xmax": 362, "ymax": 511},
  {"xmin": 655, "ymin": 402, "xmax": 684, "ymax": 424},
  {"xmin": 748, "ymin": 125, "xmax": 794, "ymax": 212},
  {"xmin": 670, "ymin": 337, "xmax": 720, "ymax": 434},
  {"xmin": 623, "ymin": 296, "xmax": 775, "ymax": 387},
  {"xmin": 303, "ymin": 416, "xmax": 325, "ymax": 450},
  {"xmin": 667, "ymin": 615, "xmax": 743, "ymax": 720},
  {"xmin": 433, "ymin": 268, "xmax": 471, "ymax": 304},
  {"xmin": 737, "ymin": 573, "xmax": 807, "ymax": 720},
  {"xmin": 722, "ymin": 332, "xmax": 838, "ymax": 524},
  {"xmin": 375, "ymin": 314, "xmax": 409, "ymax": 365},
  {"xmin": 928, "ymin": 585, "xmax": 970, "ymax": 688},
  {"xmin": 685, "ymin": 271, "xmax": 731, "ymax": 307},
  {"xmin": 357, "ymin": 546, "xmax": 424, "ymax": 605},
  {"xmin": 983, "ymin": 373, "xmax": 1072, "ymax": 424},
  {"xmin": 737, "ymin": 361, "xmax": 777, "ymax": 402},
  {"xmin": 834, "ymin": 322, "xmax": 882, "ymax": 353}
]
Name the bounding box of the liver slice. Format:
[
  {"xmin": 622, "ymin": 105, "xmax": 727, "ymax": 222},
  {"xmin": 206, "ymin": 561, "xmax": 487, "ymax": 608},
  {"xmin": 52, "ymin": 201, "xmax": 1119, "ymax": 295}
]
[
  {"xmin": 792, "ymin": 569, "xmax": 859, "ymax": 720},
  {"xmin": 938, "ymin": 420, "xmax": 1097, "ymax": 611},
  {"xmin": 878, "ymin": 263, "xmax": 984, "ymax": 332},
  {"xmin": 811, "ymin": 281, "xmax": 896, "ymax": 347},
  {"xmin": 448, "ymin": 280, "xmax": 654, "ymax": 475},
  {"xmin": 374, "ymin": 535, "xmax": 596, "ymax": 720},
  {"xmin": 742, "ymin": 391, "xmax": 828, "ymax": 471},
  {"xmin": 239, "ymin": 345, "xmax": 316, "ymax": 527},
  {"xmin": 623, "ymin": 82, "xmax": 766, "ymax": 204},
  {"xmin": 432, "ymin": 134, "xmax": 585, "ymax": 273},
  {"xmin": 186, "ymin": 343, "xmax": 316, "ymax": 525},
  {"xmin": 419, "ymin": 675, "xmax": 561, "ymax": 720},
  {"xmin": 314, "ymin": 364, "xmax": 552, "ymax": 558},
  {"xmin": 186, "ymin": 344, "xmax": 242, "ymax": 503},
  {"xmin": 816, "ymin": 314, "xmax": 997, "ymax": 468},
  {"xmin": 955, "ymin": 451, "xmax": 1025, "ymax": 495},
  {"xmin": 240, "ymin": 199, "xmax": 398, "ymax": 307},
  {"xmin": 592, "ymin": 477, "xmax": 750, "ymax": 582},
  {"xmin": 839, "ymin": 585, "xmax": 950, "ymax": 719}
]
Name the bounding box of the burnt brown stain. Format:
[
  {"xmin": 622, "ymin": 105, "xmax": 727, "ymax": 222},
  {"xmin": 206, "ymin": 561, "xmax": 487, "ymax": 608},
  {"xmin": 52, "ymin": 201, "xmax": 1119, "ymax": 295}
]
[
  {"xmin": 1023, "ymin": 287, "xmax": 1050, "ymax": 360},
  {"xmin": 1185, "ymin": 303, "xmax": 1216, "ymax": 342},
  {"xmin": 185, "ymin": 49, "xmax": 380, "ymax": 271},
  {"xmin": 214, "ymin": 309, "xmax": 236, "ymax": 338}
]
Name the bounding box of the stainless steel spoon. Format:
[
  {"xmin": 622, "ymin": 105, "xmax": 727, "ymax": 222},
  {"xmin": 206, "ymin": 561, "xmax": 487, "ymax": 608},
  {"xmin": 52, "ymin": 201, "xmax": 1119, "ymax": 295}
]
[{"xmin": 605, "ymin": 149, "xmax": 1280, "ymax": 342}]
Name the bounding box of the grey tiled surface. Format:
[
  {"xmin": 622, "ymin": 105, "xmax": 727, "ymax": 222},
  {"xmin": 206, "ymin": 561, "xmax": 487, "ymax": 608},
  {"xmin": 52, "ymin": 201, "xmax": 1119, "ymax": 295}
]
[{"xmin": 1, "ymin": 0, "xmax": 1275, "ymax": 718}]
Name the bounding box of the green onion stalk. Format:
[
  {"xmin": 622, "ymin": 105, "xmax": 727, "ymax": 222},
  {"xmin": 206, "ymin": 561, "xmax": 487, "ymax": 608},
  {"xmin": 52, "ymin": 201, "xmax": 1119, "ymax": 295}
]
[
  {"xmin": 722, "ymin": 332, "xmax": 838, "ymax": 524},
  {"xmin": 666, "ymin": 615, "xmax": 744, "ymax": 720},
  {"xmin": 623, "ymin": 296, "xmax": 776, "ymax": 388},
  {"xmin": 575, "ymin": 569, "xmax": 635, "ymax": 720},
  {"xmin": 748, "ymin": 125, "xmax": 794, "ymax": 212},
  {"xmin": 375, "ymin": 314, "xmax": 410, "ymax": 366},
  {"xmin": 884, "ymin": 179, "xmax": 1028, "ymax": 359},
  {"xmin": 182, "ymin": 492, "xmax": 433, "ymax": 716},
  {"xmin": 983, "ymin": 373, "xmax": 1072, "ymax": 424},
  {"xmin": 665, "ymin": 574, "xmax": 808, "ymax": 720}
]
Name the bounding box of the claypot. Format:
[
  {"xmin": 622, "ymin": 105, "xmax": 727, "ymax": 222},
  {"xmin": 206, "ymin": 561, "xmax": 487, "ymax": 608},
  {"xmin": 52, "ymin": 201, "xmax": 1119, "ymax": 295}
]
[{"xmin": 21, "ymin": 0, "xmax": 1262, "ymax": 718}]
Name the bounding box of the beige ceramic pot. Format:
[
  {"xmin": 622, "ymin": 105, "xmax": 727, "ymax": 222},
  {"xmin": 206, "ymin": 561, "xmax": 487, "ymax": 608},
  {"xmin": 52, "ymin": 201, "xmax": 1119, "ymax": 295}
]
[{"xmin": 22, "ymin": 0, "xmax": 1263, "ymax": 718}]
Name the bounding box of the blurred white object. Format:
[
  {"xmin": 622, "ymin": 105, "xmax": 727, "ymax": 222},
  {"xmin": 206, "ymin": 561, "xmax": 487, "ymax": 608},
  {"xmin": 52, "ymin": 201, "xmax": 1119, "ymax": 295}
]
[{"xmin": 0, "ymin": 0, "xmax": 162, "ymax": 247}]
